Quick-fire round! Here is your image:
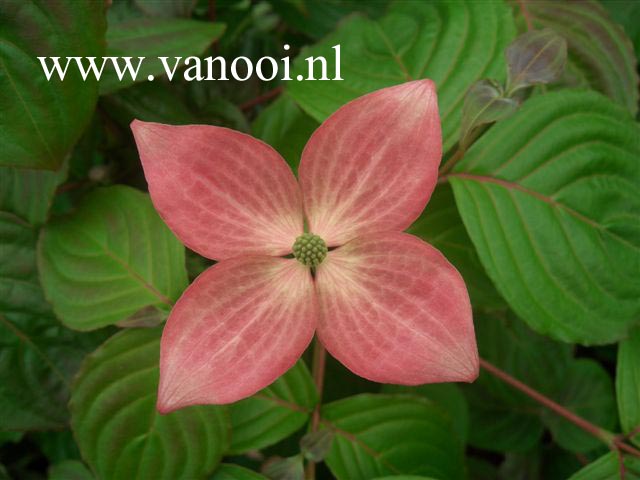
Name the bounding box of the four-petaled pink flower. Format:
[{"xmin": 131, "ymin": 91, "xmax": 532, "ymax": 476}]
[{"xmin": 131, "ymin": 80, "xmax": 479, "ymax": 414}]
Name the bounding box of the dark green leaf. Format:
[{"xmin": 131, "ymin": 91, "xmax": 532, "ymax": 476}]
[
  {"xmin": 0, "ymin": 0, "xmax": 105, "ymax": 169},
  {"xmin": 0, "ymin": 164, "xmax": 67, "ymax": 226},
  {"xmin": 48, "ymin": 460, "xmax": 93, "ymax": 480},
  {"xmin": 100, "ymin": 19, "xmax": 225, "ymax": 94},
  {"xmin": 252, "ymin": 94, "xmax": 319, "ymax": 174},
  {"xmin": 600, "ymin": 0, "xmax": 640, "ymax": 61},
  {"xmin": 463, "ymin": 311, "xmax": 571, "ymax": 452},
  {"xmin": 134, "ymin": 0, "xmax": 196, "ymax": 18},
  {"xmin": 70, "ymin": 327, "xmax": 230, "ymax": 480},
  {"xmin": 408, "ymin": 183, "xmax": 504, "ymax": 309},
  {"xmin": 288, "ymin": 1, "xmax": 516, "ymax": 151},
  {"xmin": 506, "ymin": 28, "xmax": 567, "ymax": 94},
  {"xmin": 38, "ymin": 186, "xmax": 188, "ymax": 330},
  {"xmin": 381, "ymin": 383, "xmax": 469, "ymax": 444},
  {"xmin": 210, "ymin": 464, "xmax": 268, "ymax": 480},
  {"xmin": 524, "ymin": 1, "xmax": 639, "ymax": 115},
  {"xmin": 450, "ymin": 90, "xmax": 640, "ymax": 345},
  {"xmin": 541, "ymin": 359, "xmax": 616, "ymax": 452},
  {"xmin": 0, "ymin": 214, "xmax": 107, "ymax": 431},
  {"xmin": 229, "ymin": 360, "xmax": 317, "ymax": 454},
  {"xmin": 320, "ymin": 394, "xmax": 464, "ymax": 480},
  {"xmin": 617, "ymin": 327, "xmax": 640, "ymax": 447},
  {"xmin": 568, "ymin": 452, "xmax": 640, "ymax": 480}
]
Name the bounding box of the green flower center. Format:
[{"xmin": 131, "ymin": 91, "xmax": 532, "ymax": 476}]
[{"xmin": 292, "ymin": 233, "xmax": 328, "ymax": 267}]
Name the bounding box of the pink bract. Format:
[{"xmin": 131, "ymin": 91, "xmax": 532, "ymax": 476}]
[{"xmin": 131, "ymin": 80, "xmax": 479, "ymax": 414}]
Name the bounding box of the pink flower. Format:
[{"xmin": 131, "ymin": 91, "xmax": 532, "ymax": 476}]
[{"xmin": 131, "ymin": 80, "xmax": 479, "ymax": 414}]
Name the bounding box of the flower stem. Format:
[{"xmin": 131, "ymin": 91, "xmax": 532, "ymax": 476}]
[
  {"xmin": 305, "ymin": 337, "xmax": 327, "ymax": 480},
  {"xmin": 480, "ymin": 358, "xmax": 640, "ymax": 458}
]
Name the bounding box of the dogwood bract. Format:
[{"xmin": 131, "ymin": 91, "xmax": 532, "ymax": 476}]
[{"xmin": 131, "ymin": 80, "xmax": 479, "ymax": 413}]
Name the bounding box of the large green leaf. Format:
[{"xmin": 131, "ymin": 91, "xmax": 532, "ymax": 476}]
[
  {"xmin": 320, "ymin": 394, "xmax": 464, "ymax": 480},
  {"xmin": 100, "ymin": 18, "xmax": 225, "ymax": 94},
  {"xmin": 541, "ymin": 359, "xmax": 616, "ymax": 453},
  {"xmin": 463, "ymin": 311, "xmax": 571, "ymax": 452},
  {"xmin": 617, "ymin": 327, "xmax": 640, "ymax": 447},
  {"xmin": 0, "ymin": 214, "xmax": 106, "ymax": 431},
  {"xmin": 228, "ymin": 360, "xmax": 317, "ymax": 454},
  {"xmin": 408, "ymin": 184, "xmax": 504, "ymax": 309},
  {"xmin": 70, "ymin": 327, "xmax": 230, "ymax": 480},
  {"xmin": 523, "ymin": 1, "xmax": 639, "ymax": 115},
  {"xmin": 288, "ymin": 0, "xmax": 516, "ymax": 151},
  {"xmin": 0, "ymin": 0, "xmax": 105, "ymax": 169},
  {"xmin": 252, "ymin": 94, "xmax": 319, "ymax": 174},
  {"xmin": 449, "ymin": 90, "xmax": 640, "ymax": 345},
  {"xmin": 568, "ymin": 452, "xmax": 640, "ymax": 480},
  {"xmin": 38, "ymin": 186, "xmax": 187, "ymax": 331}
]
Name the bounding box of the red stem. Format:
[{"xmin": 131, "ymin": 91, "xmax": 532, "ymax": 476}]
[
  {"xmin": 517, "ymin": 0, "xmax": 534, "ymax": 31},
  {"xmin": 305, "ymin": 337, "xmax": 327, "ymax": 480},
  {"xmin": 240, "ymin": 86, "xmax": 284, "ymax": 111},
  {"xmin": 480, "ymin": 358, "xmax": 640, "ymax": 458}
]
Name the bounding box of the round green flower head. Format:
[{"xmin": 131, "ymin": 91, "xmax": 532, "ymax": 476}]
[{"xmin": 292, "ymin": 233, "xmax": 328, "ymax": 267}]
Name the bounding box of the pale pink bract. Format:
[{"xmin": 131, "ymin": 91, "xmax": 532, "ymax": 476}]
[{"xmin": 131, "ymin": 80, "xmax": 479, "ymax": 413}]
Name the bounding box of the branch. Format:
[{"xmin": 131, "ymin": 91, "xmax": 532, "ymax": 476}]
[
  {"xmin": 240, "ymin": 86, "xmax": 284, "ymax": 111},
  {"xmin": 305, "ymin": 337, "xmax": 327, "ymax": 480},
  {"xmin": 480, "ymin": 358, "xmax": 640, "ymax": 458}
]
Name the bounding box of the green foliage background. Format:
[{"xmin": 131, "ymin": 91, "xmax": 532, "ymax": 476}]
[{"xmin": 0, "ymin": 0, "xmax": 639, "ymax": 479}]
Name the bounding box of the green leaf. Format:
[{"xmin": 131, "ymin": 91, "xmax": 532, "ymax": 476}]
[
  {"xmin": 600, "ymin": 0, "xmax": 640, "ymax": 61},
  {"xmin": 100, "ymin": 19, "xmax": 225, "ymax": 94},
  {"xmin": 38, "ymin": 185, "xmax": 188, "ymax": 330},
  {"xmin": 271, "ymin": 1, "xmax": 387, "ymax": 40},
  {"xmin": 70, "ymin": 327, "xmax": 230, "ymax": 480},
  {"xmin": 617, "ymin": 327, "xmax": 640, "ymax": 447},
  {"xmin": 252, "ymin": 94, "xmax": 319, "ymax": 174},
  {"xmin": 505, "ymin": 28, "xmax": 567, "ymax": 94},
  {"xmin": 210, "ymin": 464, "xmax": 268, "ymax": 480},
  {"xmin": 373, "ymin": 477, "xmax": 439, "ymax": 480},
  {"xmin": 541, "ymin": 359, "xmax": 616, "ymax": 453},
  {"xmin": 0, "ymin": 214, "xmax": 107, "ymax": 431},
  {"xmin": 450, "ymin": 90, "xmax": 640, "ymax": 345},
  {"xmin": 320, "ymin": 394, "xmax": 464, "ymax": 480},
  {"xmin": 228, "ymin": 360, "xmax": 317, "ymax": 454},
  {"xmin": 288, "ymin": 1, "xmax": 516, "ymax": 151},
  {"xmin": 381, "ymin": 383, "xmax": 469, "ymax": 444},
  {"xmin": 48, "ymin": 460, "xmax": 93, "ymax": 480},
  {"xmin": 408, "ymin": 183, "xmax": 504, "ymax": 309},
  {"xmin": 463, "ymin": 311, "xmax": 572, "ymax": 452},
  {"xmin": 0, "ymin": 164, "xmax": 67, "ymax": 226},
  {"xmin": 0, "ymin": 0, "xmax": 105, "ymax": 169},
  {"xmin": 524, "ymin": 1, "xmax": 639, "ymax": 115},
  {"xmin": 568, "ymin": 452, "xmax": 640, "ymax": 480}
]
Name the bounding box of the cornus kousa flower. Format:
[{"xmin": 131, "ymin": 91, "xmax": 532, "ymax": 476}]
[{"xmin": 131, "ymin": 79, "xmax": 479, "ymax": 414}]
